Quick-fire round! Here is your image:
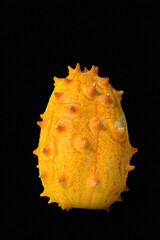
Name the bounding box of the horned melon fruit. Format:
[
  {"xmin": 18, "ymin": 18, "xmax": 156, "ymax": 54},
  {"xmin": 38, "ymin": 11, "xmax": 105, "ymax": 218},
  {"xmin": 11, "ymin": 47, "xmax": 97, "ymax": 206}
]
[{"xmin": 33, "ymin": 63, "xmax": 138, "ymax": 211}]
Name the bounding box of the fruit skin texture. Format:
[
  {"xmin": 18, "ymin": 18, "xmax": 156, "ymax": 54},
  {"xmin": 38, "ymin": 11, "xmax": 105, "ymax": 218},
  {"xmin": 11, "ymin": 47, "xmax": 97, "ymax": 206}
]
[{"xmin": 33, "ymin": 63, "xmax": 138, "ymax": 211}]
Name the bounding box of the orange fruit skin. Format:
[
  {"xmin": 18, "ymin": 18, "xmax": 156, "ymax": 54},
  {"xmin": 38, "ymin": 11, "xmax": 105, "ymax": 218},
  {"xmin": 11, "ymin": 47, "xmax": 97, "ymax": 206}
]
[{"xmin": 33, "ymin": 64, "xmax": 138, "ymax": 211}]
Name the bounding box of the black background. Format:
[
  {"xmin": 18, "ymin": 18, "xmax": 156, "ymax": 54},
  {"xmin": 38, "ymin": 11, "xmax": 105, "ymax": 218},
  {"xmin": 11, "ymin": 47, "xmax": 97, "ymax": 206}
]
[{"xmin": 3, "ymin": 1, "xmax": 159, "ymax": 239}]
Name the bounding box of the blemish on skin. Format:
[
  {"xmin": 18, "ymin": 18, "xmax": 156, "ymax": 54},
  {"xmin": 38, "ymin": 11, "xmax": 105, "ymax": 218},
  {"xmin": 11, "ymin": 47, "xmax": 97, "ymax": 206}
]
[{"xmin": 107, "ymin": 162, "xmax": 112, "ymax": 168}]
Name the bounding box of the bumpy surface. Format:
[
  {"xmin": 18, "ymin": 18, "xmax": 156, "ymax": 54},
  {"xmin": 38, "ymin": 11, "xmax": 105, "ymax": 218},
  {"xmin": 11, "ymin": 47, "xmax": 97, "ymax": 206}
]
[{"xmin": 33, "ymin": 63, "xmax": 138, "ymax": 211}]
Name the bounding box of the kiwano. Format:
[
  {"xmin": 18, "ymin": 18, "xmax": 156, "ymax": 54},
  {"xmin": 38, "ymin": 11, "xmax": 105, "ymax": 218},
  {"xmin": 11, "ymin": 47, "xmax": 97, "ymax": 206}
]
[{"xmin": 33, "ymin": 63, "xmax": 138, "ymax": 211}]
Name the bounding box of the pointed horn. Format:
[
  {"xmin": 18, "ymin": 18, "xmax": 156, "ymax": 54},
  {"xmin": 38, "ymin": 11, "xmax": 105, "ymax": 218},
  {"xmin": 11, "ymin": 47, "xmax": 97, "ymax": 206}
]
[
  {"xmin": 33, "ymin": 148, "xmax": 39, "ymax": 156},
  {"xmin": 98, "ymin": 77, "xmax": 109, "ymax": 87},
  {"xmin": 126, "ymin": 164, "xmax": 135, "ymax": 172},
  {"xmin": 41, "ymin": 142, "xmax": 53, "ymax": 155},
  {"xmin": 82, "ymin": 67, "xmax": 88, "ymax": 72},
  {"xmin": 40, "ymin": 114, "xmax": 45, "ymax": 120},
  {"xmin": 124, "ymin": 186, "xmax": 130, "ymax": 192},
  {"xmin": 67, "ymin": 65, "xmax": 74, "ymax": 74},
  {"xmin": 89, "ymin": 65, "xmax": 98, "ymax": 75},
  {"xmin": 37, "ymin": 121, "xmax": 44, "ymax": 127},
  {"xmin": 40, "ymin": 190, "xmax": 48, "ymax": 197},
  {"xmin": 53, "ymin": 91, "xmax": 62, "ymax": 101},
  {"xmin": 85, "ymin": 84, "xmax": 96, "ymax": 97},
  {"xmin": 117, "ymin": 90, "xmax": 124, "ymax": 101},
  {"xmin": 131, "ymin": 147, "xmax": 138, "ymax": 155},
  {"xmin": 53, "ymin": 76, "xmax": 65, "ymax": 82},
  {"xmin": 75, "ymin": 63, "xmax": 81, "ymax": 72}
]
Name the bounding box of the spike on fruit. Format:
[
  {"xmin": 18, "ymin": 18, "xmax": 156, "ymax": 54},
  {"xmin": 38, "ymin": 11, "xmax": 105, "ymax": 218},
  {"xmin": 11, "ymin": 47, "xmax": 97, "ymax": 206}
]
[
  {"xmin": 40, "ymin": 114, "xmax": 45, "ymax": 119},
  {"xmin": 89, "ymin": 120, "xmax": 99, "ymax": 130},
  {"xmin": 68, "ymin": 105, "xmax": 76, "ymax": 113},
  {"xmin": 40, "ymin": 190, "xmax": 47, "ymax": 197},
  {"xmin": 117, "ymin": 90, "xmax": 124, "ymax": 101},
  {"xmin": 89, "ymin": 178, "xmax": 99, "ymax": 187},
  {"xmin": 37, "ymin": 121, "xmax": 44, "ymax": 127},
  {"xmin": 99, "ymin": 94, "xmax": 111, "ymax": 104},
  {"xmin": 126, "ymin": 163, "xmax": 135, "ymax": 172},
  {"xmin": 124, "ymin": 186, "xmax": 130, "ymax": 192},
  {"xmin": 89, "ymin": 65, "xmax": 98, "ymax": 75},
  {"xmin": 80, "ymin": 138, "xmax": 89, "ymax": 148},
  {"xmin": 113, "ymin": 192, "xmax": 123, "ymax": 202},
  {"xmin": 89, "ymin": 119, "xmax": 103, "ymax": 131},
  {"xmin": 67, "ymin": 65, "xmax": 74, "ymax": 74},
  {"xmin": 98, "ymin": 77, "xmax": 109, "ymax": 87},
  {"xmin": 33, "ymin": 148, "xmax": 38, "ymax": 156},
  {"xmin": 82, "ymin": 67, "xmax": 88, "ymax": 72},
  {"xmin": 53, "ymin": 76, "xmax": 61, "ymax": 82},
  {"xmin": 115, "ymin": 127, "xmax": 125, "ymax": 137},
  {"xmin": 53, "ymin": 91, "xmax": 63, "ymax": 101},
  {"xmin": 75, "ymin": 63, "xmax": 81, "ymax": 72},
  {"xmin": 41, "ymin": 142, "xmax": 53, "ymax": 155},
  {"xmin": 131, "ymin": 147, "xmax": 138, "ymax": 155},
  {"xmin": 54, "ymin": 77, "xmax": 71, "ymax": 85},
  {"xmin": 54, "ymin": 123, "xmax": 65, "ymax": 131},
  {"xmin": 39, "ymin": 168, "xmax": 48, "ymax": 179},
  {"xmin": 74, "ymin": 137, "xmax": 89, "ymax": 151},
  {"xmin": 34, "ymin": 63, "xmax": 138, "ymax": 211},
  {"xmin": 85, "ymin": 84, "xmax": 96, "ymax": 97},
  {"xmin": 57, "ymin": 172, "xmax": 66, "ymax": 183}
]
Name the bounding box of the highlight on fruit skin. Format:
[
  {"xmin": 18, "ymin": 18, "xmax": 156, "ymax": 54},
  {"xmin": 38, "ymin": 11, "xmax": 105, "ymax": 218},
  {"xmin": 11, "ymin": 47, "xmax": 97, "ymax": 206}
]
[{"xmin": 33, "ymin": 63, "xmax": 138, "ymax": 211}]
